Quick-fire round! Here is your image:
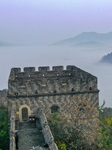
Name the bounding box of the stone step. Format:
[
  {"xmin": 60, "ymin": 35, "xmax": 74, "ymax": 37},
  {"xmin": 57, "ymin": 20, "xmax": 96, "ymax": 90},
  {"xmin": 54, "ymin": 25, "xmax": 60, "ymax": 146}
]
[
  {"xmin": 31, "ymin": 146, "xmax": 49, "ymax": 150},
  {"xmin": 17, "ymin": 119, "xmax": 49, "ymax": 150}
]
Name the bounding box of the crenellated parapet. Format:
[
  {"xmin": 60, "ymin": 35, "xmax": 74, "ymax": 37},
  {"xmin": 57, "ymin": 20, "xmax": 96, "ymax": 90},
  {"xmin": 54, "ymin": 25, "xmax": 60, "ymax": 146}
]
[
  {"xmin": 8, "ymin": 65, "xmax": 95, "ymax": 80},
  {"xmin": 8, "ymin": 65, "xmax": 98, "ymax": 96}
]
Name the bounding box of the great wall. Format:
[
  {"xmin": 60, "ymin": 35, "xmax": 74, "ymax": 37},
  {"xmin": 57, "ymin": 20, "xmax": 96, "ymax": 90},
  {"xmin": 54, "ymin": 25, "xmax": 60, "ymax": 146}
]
[{"xmin": 0, "ymin": 65, "xmax": 99, "ymax": 149}]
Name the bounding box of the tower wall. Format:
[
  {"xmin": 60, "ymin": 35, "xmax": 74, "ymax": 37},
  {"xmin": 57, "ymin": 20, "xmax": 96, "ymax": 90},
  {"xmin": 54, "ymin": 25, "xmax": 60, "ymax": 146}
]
[{"xmin": 8, "ymin": 65, "xmax": 99, "ymax": 121}]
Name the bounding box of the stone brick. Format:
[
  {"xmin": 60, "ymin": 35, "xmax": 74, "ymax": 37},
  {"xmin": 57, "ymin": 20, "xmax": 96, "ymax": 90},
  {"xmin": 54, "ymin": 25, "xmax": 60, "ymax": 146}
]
[{"xmin": 8, "ymin": 65, "xmax": 99, "ymax": 150}]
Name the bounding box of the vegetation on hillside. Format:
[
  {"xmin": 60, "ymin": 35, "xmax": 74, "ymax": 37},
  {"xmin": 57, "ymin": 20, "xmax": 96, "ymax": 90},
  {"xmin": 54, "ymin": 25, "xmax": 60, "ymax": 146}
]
[
  {"xmin": 98, "ymin": 100, "xmax": 112, "ymax": 150},
  {"xmin": 1, "ymin": 99, "xmax": 112, "ymax": 150},
  {"xmin": 0, "ymin": 107, "xmax": 9, "ymax": 150},
  {"xmin": 48, "ymin": 97, "xmax": 99, "ymax": 150},
  {"xmin": 48, "ymin": 99, "xmax": 112, "ymax": 150}
]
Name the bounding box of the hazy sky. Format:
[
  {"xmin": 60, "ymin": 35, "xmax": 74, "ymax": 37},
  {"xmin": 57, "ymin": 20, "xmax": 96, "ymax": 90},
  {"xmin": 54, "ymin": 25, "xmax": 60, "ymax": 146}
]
[
  {"xmin": 1, "ymin": 0, "xmax": 112, "ymax": 107},
  {"xmin": 0, "ymin": 0, "xmax": 112, "ymax": 45}
]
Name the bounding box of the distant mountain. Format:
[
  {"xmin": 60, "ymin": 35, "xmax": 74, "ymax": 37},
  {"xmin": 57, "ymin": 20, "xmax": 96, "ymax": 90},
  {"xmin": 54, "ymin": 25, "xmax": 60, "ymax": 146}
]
[
  {"xmin": 100, "ymin": 52, "xmax": 112, "ymax": 64},
  {"xmin": 75, "ymin": 41, "xmax": 104, "ymax": 48},
  {"xmin": 0, "ymin": 41, "xmax": 14, "ymax": 47},
  {"xmin": 53, "ymin": 32, "xmax": 112, "ymax": 46}
]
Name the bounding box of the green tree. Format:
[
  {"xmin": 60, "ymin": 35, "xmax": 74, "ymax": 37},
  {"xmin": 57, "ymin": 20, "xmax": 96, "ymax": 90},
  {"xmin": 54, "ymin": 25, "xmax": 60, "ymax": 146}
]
[
  {"xmin": 48, "ymin": 97, "xmax": 99, "ymax": 150},
  {"xmin": 97, "ymin": 101, "xmax": 112, "ymax": 150},
  {"xmin": 0, "ymin": 107, "xmax": 9, "ymax": 150}
]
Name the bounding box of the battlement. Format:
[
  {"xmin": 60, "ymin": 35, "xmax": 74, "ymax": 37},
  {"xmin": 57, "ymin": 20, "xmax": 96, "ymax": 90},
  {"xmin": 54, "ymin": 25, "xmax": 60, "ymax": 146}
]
[
  {"xmin": 11, "ymin": 68, "xmax": 21, "ymax": 73},
  {"xmin": 8, "ymin": 65, "xmax": 98, "ymax": 96},
  {"xmin": 9, "ymin": 65, "xmax": 96, "ymax": 80},
  {"xmin": 24, "ymin": 67, "xmax": 35, "ymax": 72},
  {"xmin": 52, "ymin": 66, "xmax": 63, "ymax": 71}
]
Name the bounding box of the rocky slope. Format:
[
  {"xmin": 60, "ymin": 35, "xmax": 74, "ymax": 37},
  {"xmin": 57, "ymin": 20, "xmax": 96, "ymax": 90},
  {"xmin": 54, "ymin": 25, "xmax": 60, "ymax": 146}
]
[
  {"xmin": 100, "ymin": 52, "xmax": 112, "ymax": 64},
  {"xmin": 0, "ymin": 89, "xmax": 7, "ymax": 107}
]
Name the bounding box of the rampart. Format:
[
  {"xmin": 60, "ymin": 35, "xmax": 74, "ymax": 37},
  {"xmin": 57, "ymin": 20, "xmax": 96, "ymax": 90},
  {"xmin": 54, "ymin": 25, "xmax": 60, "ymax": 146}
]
[
  {"xmin": 8, "ymin": 65, "xmax": 99, "ymax": 149},
  {"xmin": 9, "ymin": 66, "xmax": 95, "ymax": 80},
  {"xmin": 38, "ymin": 108, "xmax": 58, "ymax": 150},
  {"xmin": 8, "ymin": 65, "xmax": 98, "ymax": 97},
  {"xmin": 10, "ymin": 110, "xmax": 15, "ymax": 150},
  {"xmin": 8, "ymin": 65, "xmax": 99, "ymax": 119}
]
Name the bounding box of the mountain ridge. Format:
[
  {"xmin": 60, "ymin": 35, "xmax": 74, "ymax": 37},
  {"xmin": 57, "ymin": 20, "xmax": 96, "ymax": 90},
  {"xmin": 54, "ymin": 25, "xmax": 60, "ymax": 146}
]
[
  {"xmin": 0, "ymin": 41, "xmax": 14, "ymax": 47},
  {"xmin": 100, "ymin": 52, "xmax": 112, "ymax": 64},
  {"xmin": 75, "ymin": 41, "xmax": 104, "ymax": 48},
  {"xmin": 53, "ymin": 31, "xmax": 112, "ymax": 46}
]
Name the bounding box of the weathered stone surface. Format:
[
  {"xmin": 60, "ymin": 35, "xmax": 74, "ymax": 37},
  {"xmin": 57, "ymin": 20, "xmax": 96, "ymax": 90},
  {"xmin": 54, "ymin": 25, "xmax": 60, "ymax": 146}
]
[
  {"xmin": 8, "ymin": 65, "xmax": 99, "ymax": 118},
  {"xmin": 0, "ymin": 89, "xmax": 7, "ymax": 106},
  {"xmin": 38, "ymin": 108, "xmax": 58, "ymax": 150},
  {"xmin": 8, "ymin": 65, "xmax": 99, "ymax": 150},
  {"xmin": 17, "ymin": 119, "xmax": 48, "ymax": 150},
  {"xmin": 8, "ymin": 65, "xmax": 98, "ymax": 96},
  {"xmin": 32, "ymin": 146, "xmax": 49, "ymax": 150},
  {"xmin": 10, "ymin": 110, "xmax": 15, "ymax": 150}
]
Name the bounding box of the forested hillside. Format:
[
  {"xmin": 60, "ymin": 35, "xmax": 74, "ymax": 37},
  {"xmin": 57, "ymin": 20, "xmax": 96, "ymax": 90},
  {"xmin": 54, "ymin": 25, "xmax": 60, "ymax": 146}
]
[{"xmin": 0, "ymin": 107, "xmax": 9, "ymax": 150}]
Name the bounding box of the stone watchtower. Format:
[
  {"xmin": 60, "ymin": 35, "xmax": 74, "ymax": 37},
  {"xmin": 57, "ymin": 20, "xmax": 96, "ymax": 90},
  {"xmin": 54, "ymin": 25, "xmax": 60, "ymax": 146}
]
[{"xmin": 8, "ymin": 65, "xmax": 99, "ymax": 122}]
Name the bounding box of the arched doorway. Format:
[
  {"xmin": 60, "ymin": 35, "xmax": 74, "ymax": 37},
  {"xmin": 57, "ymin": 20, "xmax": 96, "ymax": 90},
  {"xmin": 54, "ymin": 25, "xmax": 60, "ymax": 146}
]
[
  {"xmin": 22, "ymin": 107, "xmax": 28, "ymax": 121},
  {"xmin": 18, "ymin": 105, "xmax": 33, "ymax": 122}
]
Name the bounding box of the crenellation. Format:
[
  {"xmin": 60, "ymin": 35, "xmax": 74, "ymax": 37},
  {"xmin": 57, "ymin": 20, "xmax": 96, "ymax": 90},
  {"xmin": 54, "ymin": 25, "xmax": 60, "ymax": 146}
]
[
  {"xmin": 9, "ymin": 67, "xmax": 96, "ymax": 83},
  {"xmin": 38, "ymin": 66, "xmax": 50, "ymax": 72},
  {"xmin": 52, "ymin": 66, "xmax": 63, "ymax": 71},
  {"xmin": 12, "ymin": 68, "xmax": 21, "ymax": 73},
  {"xmin": 8, "ymin": 73, "xmax": 97, "ymax": 95},
  {"xmin": 24, "ymin": 67, "xmax": 35, "ymax": 72},
  {"xmin": 66, "ymin": 65, "xmax": 75, "ymax": 71},
  {"xmin": 9, "ymin": 66, "xmax": 96, "ymax": 79}
]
